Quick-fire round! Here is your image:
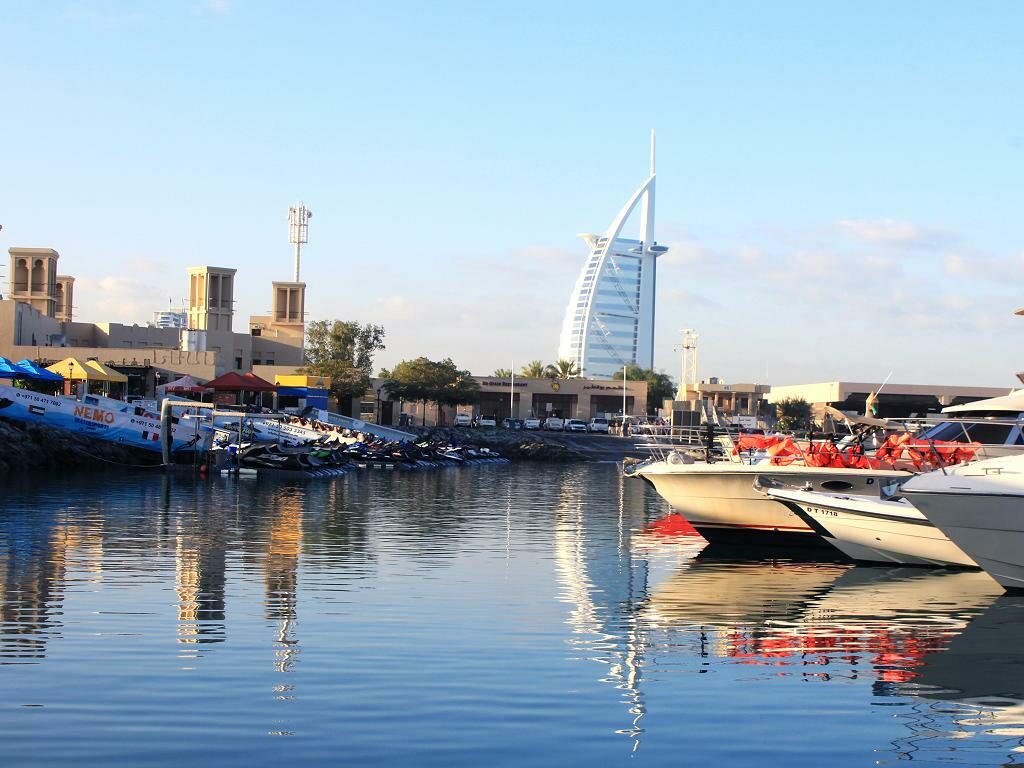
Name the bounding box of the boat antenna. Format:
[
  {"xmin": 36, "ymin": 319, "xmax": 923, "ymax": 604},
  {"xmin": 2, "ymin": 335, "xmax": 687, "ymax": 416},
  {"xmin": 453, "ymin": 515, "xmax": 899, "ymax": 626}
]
[{"xmin": 865, "ymin": 370, "xmax": 894, "ymax": 417}]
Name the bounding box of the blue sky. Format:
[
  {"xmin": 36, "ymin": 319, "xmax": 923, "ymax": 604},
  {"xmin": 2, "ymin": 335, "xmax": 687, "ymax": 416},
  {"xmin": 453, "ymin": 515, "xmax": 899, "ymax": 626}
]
[{"xmin": 1, "ymin": 1, "xmax": 1022, "ymax": 386}]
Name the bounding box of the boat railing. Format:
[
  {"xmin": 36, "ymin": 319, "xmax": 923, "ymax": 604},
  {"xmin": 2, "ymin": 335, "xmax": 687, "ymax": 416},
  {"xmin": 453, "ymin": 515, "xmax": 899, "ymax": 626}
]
[{"xmin": 633, "ymin": 414, "xmax": 1024, "ymax": 472}]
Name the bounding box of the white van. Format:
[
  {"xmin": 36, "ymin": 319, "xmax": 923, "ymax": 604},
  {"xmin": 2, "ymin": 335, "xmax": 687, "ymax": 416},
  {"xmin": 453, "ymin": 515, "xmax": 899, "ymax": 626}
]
[{"xmin": 453, "ymin": 413, "xmax": 472, "ymax": 427}]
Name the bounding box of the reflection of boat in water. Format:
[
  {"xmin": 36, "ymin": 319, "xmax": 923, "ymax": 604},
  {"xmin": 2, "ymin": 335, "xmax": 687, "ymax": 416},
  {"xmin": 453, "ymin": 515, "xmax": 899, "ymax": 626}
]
[
  {"xmin": 913, "ymin": 595, "xmax": 1024, "ymax": 703},
  {"xmin": 644, "ymin": 559, "xmax": 850, "ymax": 627},
  {"xmin": 883, "ymin": 596, "xmax": 1024, "ymax": 764},
  {"xmin": 642, "ymin": 562, "xmax": 1000, "ymax": 684}
]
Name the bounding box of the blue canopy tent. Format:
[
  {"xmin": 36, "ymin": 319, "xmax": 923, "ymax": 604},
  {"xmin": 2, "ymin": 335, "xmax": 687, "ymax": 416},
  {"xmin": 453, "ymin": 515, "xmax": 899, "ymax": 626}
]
[
  {"xmin": 14, "ymin": 359, "xmax": 65, "ymax": 382},
  {"xmin": 0, "ymin": 356, "xmax": 21, "ymax": 379}
]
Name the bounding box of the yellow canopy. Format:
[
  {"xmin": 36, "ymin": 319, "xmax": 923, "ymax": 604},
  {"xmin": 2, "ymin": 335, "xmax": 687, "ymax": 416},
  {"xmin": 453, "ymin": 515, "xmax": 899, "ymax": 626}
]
[
  {"xmin": 275, "ymin": 373, "xmax": 332, "ymax": 389},
  {"xmin": 47, "ymin": 357, "xmax": 107, "ymax": 381},
  {"xmin": 86, "ymin": 360, "xmax": 128, "ymax": 383}
]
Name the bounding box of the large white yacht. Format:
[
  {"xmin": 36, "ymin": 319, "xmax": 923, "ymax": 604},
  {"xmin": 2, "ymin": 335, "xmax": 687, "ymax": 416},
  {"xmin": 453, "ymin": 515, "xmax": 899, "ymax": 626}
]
[
  {"xmin": 903, "ymin": 454, "xmax": 1024, "ymax": 591},
  {"xmin": 765, "ymin": 485, "xmax": 976, "ymax": 567}
]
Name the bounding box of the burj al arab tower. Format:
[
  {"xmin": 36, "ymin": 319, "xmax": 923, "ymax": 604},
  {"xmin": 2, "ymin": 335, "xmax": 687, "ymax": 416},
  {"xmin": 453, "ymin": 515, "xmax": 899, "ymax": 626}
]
[{"xmin": 557, "ymin": 132, "xmax": 667, "ymax": 379}]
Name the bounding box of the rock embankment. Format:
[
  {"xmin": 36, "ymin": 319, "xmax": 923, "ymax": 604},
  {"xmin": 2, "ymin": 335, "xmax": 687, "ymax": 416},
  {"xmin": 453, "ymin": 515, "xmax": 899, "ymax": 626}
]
[
  {"xmin": 415, "ymin": 427, "xmax": 588, "ymax": 462},
  {"xmin": 0, "ymin": 417, "xmax": 162, "ymax": 476}
]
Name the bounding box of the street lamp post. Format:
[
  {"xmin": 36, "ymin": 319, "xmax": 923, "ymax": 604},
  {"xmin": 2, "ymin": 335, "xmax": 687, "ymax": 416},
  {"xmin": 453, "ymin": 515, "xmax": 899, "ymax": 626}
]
[{"xmin": 68, "ymin": 362, "xmax": 73, "ymax": 398}]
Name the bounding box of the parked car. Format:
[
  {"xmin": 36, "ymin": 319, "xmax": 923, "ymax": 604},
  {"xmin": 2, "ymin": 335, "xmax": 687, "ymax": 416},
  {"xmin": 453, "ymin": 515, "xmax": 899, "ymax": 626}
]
[
  {"xmin": 523, "ymin": 417, "xmax": 541, "ymax": 430},
  {"xmin": 453, "ymin": 413, "xmax": 472, "ymax": 427},
  {"xmin": 565, "ymin": 419, "xmax": 588, "ymax": 433},
  {"xmin": 544, "ymin": 416, "xmax": 565, "ymax": 431},
  {"xmin": 588, "ymin": 417, "xmax": 609, "ymax": 433},
  {"xmin": 478, "ymin": 416, "xmax": 497, "ymax": 428},
  {"xmin": 502, "ymin": 418, "xmax": 523, "ymax": 429}
]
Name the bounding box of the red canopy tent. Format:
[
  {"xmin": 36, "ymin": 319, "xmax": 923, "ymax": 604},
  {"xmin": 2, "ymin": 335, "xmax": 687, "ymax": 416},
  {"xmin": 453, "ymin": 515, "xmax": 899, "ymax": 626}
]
[{"xmin": 204, "ymin": 371, "xmax": 276, "ymax": 407}]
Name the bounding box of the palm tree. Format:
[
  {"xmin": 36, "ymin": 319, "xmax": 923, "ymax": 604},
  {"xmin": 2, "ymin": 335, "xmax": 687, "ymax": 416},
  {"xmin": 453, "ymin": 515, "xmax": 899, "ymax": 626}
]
[
  {"xmin": 549, "ymin": 358, "xmax": 579, "ymax": 378},
  {"xmin": 493, "ymin": 368, "xmax": 512, "ymax": 378},
  {"xmin": 520, "ymin": 360, "xmax": 545, "ymax": 378}
]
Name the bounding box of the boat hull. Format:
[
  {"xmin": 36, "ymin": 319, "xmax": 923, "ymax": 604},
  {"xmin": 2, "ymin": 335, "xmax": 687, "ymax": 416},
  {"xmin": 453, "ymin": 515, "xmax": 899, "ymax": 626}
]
[
  {"xmin": 906, "ymin": 491, "xmax": 1024, "ymax": 591},
  {"xmin": 769, "ymin": 491, "xmax": 976, "ymax": 567},
  {"xmin": 636, "ymin": 461, "xmax": 909, "ymax": 548}
]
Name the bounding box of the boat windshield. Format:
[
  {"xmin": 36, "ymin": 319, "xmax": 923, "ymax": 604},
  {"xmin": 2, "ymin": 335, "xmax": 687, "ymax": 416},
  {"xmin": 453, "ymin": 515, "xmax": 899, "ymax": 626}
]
[{"xmin": 917, "ymin": 420, "xmax": 1023, "ymax": 445}]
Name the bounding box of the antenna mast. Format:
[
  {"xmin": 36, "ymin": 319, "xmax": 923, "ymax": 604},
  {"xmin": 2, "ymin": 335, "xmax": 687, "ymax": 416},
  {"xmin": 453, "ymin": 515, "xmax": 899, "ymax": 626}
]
[
  {"xmin": 678, "ymin": 329, "xmax": 699, "ymax": 399},
  {"xmin": 287, "ymin": 204, "xmax": 312, "ymax": 282}
]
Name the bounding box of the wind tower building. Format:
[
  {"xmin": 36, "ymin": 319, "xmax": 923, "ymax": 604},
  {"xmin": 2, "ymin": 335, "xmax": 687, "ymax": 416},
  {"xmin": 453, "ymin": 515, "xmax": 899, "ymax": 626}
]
[{"xmin": 557, "ymin": 132, "xmax": 667, "ymax": 379}]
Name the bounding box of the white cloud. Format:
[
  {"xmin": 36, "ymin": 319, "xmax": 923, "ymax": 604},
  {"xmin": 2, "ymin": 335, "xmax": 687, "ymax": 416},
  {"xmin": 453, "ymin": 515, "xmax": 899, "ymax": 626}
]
[
  {"xmin": 74, "ymin": 275, "xmax": 166, "ymax": 325},
  {"xmin": 838, "ymin": 218, "xmax": 952, "ymax": 248}
]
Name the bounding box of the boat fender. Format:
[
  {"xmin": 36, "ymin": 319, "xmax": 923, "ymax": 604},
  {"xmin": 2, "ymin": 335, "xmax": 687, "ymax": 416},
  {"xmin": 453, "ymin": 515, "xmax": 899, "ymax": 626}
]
[{"xmin": 667, "ymin": 451, "xmax": 694, "ymax": 465}]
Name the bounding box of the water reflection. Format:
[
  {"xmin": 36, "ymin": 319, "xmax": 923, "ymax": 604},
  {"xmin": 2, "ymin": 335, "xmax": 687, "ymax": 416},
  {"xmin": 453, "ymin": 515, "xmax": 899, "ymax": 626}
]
[
  {"xmin": 2, "ymin": 464, "xmax": 1023, "ymax": 766},
  {"xmin": 265, "ymin": 485, "xmax": 304, "ymax": 674},
  {"xmin": 173, "ymin": 487, "xmax": 228, "ymax": 648},
  {"xmin": 0, "ymin": 506, "xmax": 68, "ymax": 661},
  {"xmin": 883, "ymin": 596, "xmax": 1024, "ymax": 764}
]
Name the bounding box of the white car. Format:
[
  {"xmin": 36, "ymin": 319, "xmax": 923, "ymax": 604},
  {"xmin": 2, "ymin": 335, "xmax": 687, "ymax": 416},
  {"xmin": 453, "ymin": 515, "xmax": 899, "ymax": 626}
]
[
  {"xmin": 453, "ymin": 413, "xmax": 472, "ymax": 427},
  {"xmin": 523, "ymin": 417, "xmax": 541, "ymax": 430},
  {"xmin": 477, "ymin": 416, "xmax": 497, "ymax": 428},
  {"xmin": 588, "ymin": 418, "xmax": 609, "ymax": 433},
  {"xmin": 565, "ymin": 419, "xmax": 588, "ymax": 433},
  {"xmin": 544, "ymin": 417, "xmax": 564, "ymax": 431}
]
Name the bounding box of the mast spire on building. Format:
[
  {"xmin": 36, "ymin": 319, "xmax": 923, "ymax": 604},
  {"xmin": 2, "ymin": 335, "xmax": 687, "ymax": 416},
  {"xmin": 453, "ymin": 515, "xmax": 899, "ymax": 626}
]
[{"xmin": 287, "ymin": 203, "xmax": 312, "ymax": 282}]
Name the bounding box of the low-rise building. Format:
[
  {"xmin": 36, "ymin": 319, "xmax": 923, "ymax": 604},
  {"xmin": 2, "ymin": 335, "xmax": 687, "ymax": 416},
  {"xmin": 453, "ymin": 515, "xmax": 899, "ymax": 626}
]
[
  {"xmin": 0, "ymin": 247, "xmax": 306, "ymax": 396},
  {"xmin": 767, "ymin": 381, "xmax": 1011, "ymax": 419},
  {"xmin": 358, "ymin": 375, "xmax": 649, "ymax": 428}
]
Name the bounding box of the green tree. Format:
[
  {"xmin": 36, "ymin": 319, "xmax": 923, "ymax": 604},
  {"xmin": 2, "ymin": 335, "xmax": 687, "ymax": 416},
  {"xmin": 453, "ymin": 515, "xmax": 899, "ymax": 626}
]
[
  {"xmin": 303, "ymin": 320, "xmax": 386, "ymax": 409},
  {"xmin": 775, "ymin": 397, "xmax": 811, "ymax": 432},
  {"xmin": 493, "ymin": 368, "xmax": 512, "ymax": 378},
  {"xmin": 616, "ymin": 365, "xmax": 677, "ymax": 413},
  {"xmin": 520, "ymin": 360, "xmax": 545, "ymax": 378},
  {"xmin": 382, "ymin": 357, "xmax": 479, "ymax": 425},
  {"xmin": 545, "ymin": 358, "xmax": 579, "ymax": 379}
]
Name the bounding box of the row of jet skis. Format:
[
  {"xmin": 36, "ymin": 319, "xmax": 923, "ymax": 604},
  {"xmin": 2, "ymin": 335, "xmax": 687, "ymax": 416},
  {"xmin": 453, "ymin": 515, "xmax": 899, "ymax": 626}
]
[
  {"xmin": 628, "ymin": 394, "xmax": 1024, "ymax": 593},
  {"xmin": 218, "ymin": 437, "xmax": 507, "ymax": 474}
]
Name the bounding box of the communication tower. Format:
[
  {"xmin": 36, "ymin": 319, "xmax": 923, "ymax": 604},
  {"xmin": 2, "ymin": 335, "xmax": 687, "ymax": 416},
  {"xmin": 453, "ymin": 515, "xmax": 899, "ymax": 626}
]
[
  {"xmin": 287, "ymin": 204, "xmax": 312, "ymax": 282},
  {"xmin": 678, "ymin": 329, "xmax": 699, "ymax": 399}
]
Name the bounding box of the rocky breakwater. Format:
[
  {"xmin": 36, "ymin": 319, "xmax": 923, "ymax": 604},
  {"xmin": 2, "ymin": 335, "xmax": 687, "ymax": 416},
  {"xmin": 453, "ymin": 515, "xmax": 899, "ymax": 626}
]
[
  {"xmin": 0, "ymin": 417, "xmax": 163, "ymax": 476},
  {"xmin": 417, "ymin": 428, "xmax": 588, "ymax": 462}
]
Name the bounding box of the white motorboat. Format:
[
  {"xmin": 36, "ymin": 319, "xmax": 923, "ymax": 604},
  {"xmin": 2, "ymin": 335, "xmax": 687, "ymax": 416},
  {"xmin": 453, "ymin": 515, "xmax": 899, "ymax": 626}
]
[
  {"xmin": 903, "ymin": 454, "xmax": 1024, "ymax": 591},
  {"xmin": 765, "ymin": 485, "xmax": 977, "ymax": 567},
  {"xmin": 634, "ymin": 457, "xmax": 910, "ymax": 547}
]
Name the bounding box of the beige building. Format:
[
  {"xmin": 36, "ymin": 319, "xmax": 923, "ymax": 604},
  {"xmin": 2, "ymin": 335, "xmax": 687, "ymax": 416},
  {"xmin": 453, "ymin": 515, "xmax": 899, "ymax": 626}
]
[
  {"xmin": 357, "ymin": 375, "xmax": 649, "ymax": 428},
  {"xmin": 675, "ymin": 379, "xmax": 772, "ymax": 418},
  {"xmin": 768, "ymin": 380, "xmax": 1011, "ymax": 418},
  {"xmin": 1, "ymin": 247, "xmax": 305, "ymax": 396}
]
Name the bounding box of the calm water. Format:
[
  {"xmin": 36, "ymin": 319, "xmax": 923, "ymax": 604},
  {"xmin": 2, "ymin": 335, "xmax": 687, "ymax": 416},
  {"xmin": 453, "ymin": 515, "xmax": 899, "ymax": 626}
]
[{"xmin": 2, "ymin": 463, "xmax": 1023, "ymax": 767}]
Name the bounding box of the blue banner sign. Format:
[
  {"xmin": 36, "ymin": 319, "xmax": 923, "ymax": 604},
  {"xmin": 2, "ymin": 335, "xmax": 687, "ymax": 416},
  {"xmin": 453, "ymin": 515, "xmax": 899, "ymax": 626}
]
[{"xmin": 0, "ymin": 384, "xmax": 201, "ymax": 453}]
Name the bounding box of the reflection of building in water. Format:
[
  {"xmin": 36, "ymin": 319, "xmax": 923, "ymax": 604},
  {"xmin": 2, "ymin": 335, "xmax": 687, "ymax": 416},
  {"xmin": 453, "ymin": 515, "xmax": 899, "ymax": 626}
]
[
  {"xmin": 552, "ymin": 470, "xmax": 658, "ymax": 749},
  {"xmin": 265, "ymin": 487, "xmax": 304, "ymax": 673},
  {"xmin": 0, "ymin": 511, "xmax": 74, "ymax": 659},
  {"xmin": 174, "ymin": 509, "xmax": 227, "ymax": 648}
]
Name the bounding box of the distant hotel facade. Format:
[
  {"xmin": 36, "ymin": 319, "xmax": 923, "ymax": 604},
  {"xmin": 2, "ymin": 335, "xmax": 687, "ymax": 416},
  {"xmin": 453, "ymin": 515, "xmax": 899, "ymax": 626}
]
[{"xmin": 557, "ymin": 133, "xmax": 667, "ymax": 379}]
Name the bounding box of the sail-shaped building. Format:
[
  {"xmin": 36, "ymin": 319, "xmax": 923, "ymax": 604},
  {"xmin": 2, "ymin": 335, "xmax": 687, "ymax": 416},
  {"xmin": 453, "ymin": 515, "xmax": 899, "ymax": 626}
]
[{"xmin": 557, "ymin": 133, "xmax": 667, "ymax": 379}]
